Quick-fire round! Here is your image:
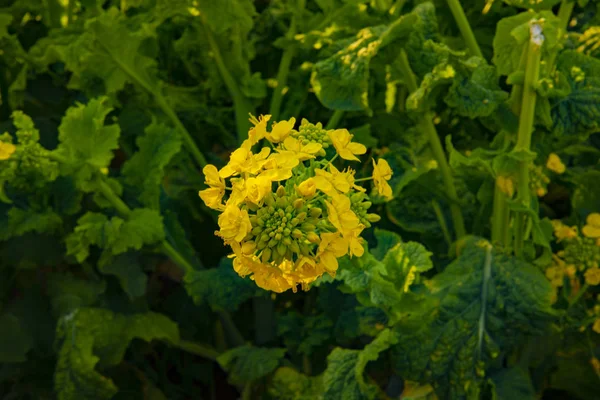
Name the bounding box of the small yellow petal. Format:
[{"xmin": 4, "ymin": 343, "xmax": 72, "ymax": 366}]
[{"xmin": 0, "ymin": 142, "xmax": 16, "ymax": 160}]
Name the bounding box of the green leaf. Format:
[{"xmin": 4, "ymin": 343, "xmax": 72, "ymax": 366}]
[
  {"xmin": 392, "ymin": 238, "xmax": 558, "ymax": 399},
  {"xmin": 404, "ymin": 2, "xmax": 441, "ymax": 78},
  {"xmin": 55, "ymin": 308, "xmax": 179, "ymax": 400},
  {"xmin": 121, "ymin": 122, "xmax": 182, "ymax": 209},
  {"xmin": 322, "ymin": 329, "xmax": 398, "ymax": 399},
  {"xmin": 0, "ymin": 313, "xmax": 34, "ymax": 363},
  {"xmin": 66, "ymin": 208, "xmax": 165, "ymax": 263},
  {"xmin": 407, "ymin": 43, "xmax": 508, "ymax": 118},
  {"xmin": 371, "ymin": 228, "xmax": 402, "ymax": 260},
  {"xmin": 217, "ymin": 345, "xmax": 286, "ymax": 386},
  {"xmin": 493, "ymin": 11, "xmax": 562, "ymax": 77},
  {"xmin": 195, "ymin": 0, "xmax": 256, "ymax": 36},
  {"xmin": 502, "ymin": 0, "xmax": 561, "ymax": 11},
  {"xmin": 98, "ymin": 252, "xmax": 147, "ymax": 299},
  {"xmin": 184, "ymin": 261, "xmax": 262, "ymax": 311},
  {"xmin": 278, "ymin": 312, "xmax": 333, "ymax": 355},
  {"xmin": 0, "ymin": 207, "xmax": 62, "ymax": 241},
  {"xmin": 311, "ymin": 13, "xmax": 416, "ymax": 112},
  {"xmin": 489, "ymin": 367, "xmax": 535, "ymax": 400},
  {"xmin": 551, "ymin": 50, "xmax": 600, "ymax": 142},
  {"xmin": 54, "ymin": 97, "xmax": 120, "ymax": 190},
  {"xmin": 47, "ymin": 274, "xmax": 106, "ymax": 317},
  {"xmin": 268, "ymin": 367, "xmax": 324, "ymax": 400}
]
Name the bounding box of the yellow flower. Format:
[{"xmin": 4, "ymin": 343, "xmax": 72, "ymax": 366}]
[
  {"xmin": 0, "ymin": 142, "xmax": 16, "ymax": 160},
  {"xmin": 219, "ymin": 147, "xmax": 271, "ymax": 178},
  {"xmin": 199, "ymin": 165, "xmax": 226, "ymax": 210},
  {"xmin": 328, "ymin": 129, "xmax": 367, "ymax": 161},
  {"xmin": 585, "ymin": 267, "xmax": 600, "ymax": 285},
  {"xmin": 246, "ymin": 114, "xmax": 271, "ymax": 148},
  {"xmin": 496, "ymin": 175, "xmax": 515, "ymax": 198},
  {"xmin": 244, "ymin": 175, "xmax": 272, "ymax": 205},
  {"xmin": 265, "ymin": 117, "xmax": 296, "ymax": 143},
  {"xmin": 260, "ymin": 152, "xmax": 300, "ymax": 181},
  {"xmin": 372, "ymin": 158, "xmax": 393, "ymax": 200},
  {"xmin": 545, "ymin": 265, "xmax": 564, "ymax": 288},
  {"xmin": 594, "ymin": 320, "xmax": 600, "ymax": 335},
  {"xmin": 216, "ymin": 205, "xmax": 252, "ymax": 243},
  {"xmin": 551, "ymin": 220, "xmax": 578, "ymax": 242},
  {"xmin": 325, "ymin": 194, "xmax": 361, "ymax": 236},
  {"xmin": 313, "ymin": 165, "xmax": 364, "ymax": 196},
  {"xmin": 546, "ymin": 153, "xmax": 566, "ymax": 174},
  {"xmin": 279, "ymin": 137, "xmax": 322, "ymax": 161},
  {"xmin": 316, "ymin": 232, "xmax": 348, "ymax": 276},
  {"xmin": 234, "ymin": 255, "xmax": 296, "ymax": 293},
  {"xmin": 582, "ymin": 213, "xmax": 600, "ymax": 238},
  {"xmin": 297, "ymin": 178, "xmax": 317, "ymax": 197}
]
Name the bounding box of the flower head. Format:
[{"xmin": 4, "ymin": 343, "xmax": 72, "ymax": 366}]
[
  {"xmin": 0, "ymin": 142, "xmax": 16, "ymax": 161},
  {"xmin": 582, "ymin": 213, "xmax": 600, "ymax": 238},
  {"xmin": 199, "ymin": 116, "xmax": 378, "ymax": 293},
  {"xmin": 328, "ymin": 129, "xmax": 367, "ymax": 161},
  {"xmin": 372, "ymin": 158, "xmax": 393, "ymax": 200},
  {"xmin": 546, "ymin": 153, "xmax": 566, "ymax": 174}
]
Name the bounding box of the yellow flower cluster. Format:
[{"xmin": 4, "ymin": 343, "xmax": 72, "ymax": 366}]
[
  {"xmin": 546, "ymin": 215, "xmax": 600, "ymax": 303},
  {"xmin": 199, "ymin": 115, "xmax": 393, "ymax": 293},
  {"xmin": 0, "ymin": 141, "xmax": 16, "ymax": 161}
]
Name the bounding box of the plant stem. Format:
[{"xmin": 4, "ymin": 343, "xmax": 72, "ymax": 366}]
[
  {"xmin": 397, "ymin": 50, "xmax": 466, "ymax": 239},
  {"xmin": 200, "ymin": 21, "xmax": 254, "ymax": 144},
  {"xmin": 568, "ymin": 283, "xmax": 589, "ymax": 308},
  {"xmin": 325, "ymin": 110, "xmax": 344, "ymax": 129},
  {"xmin": 477, "ymin": 243, "xmax": 493, "ymax": 359},
  {"xmin": 513, "ymin": 23, "xmax": 543, "ymax": 258},
  {"xmin": 431, "ymin": 200, "xmax": 452, "ymax": 248},
  {"xmin": 174, "ymin": 339, "xmax": 221, "ymax": 361},
  {"xmin": 445, "ymin": 0, "xmax": 483, "ymax": 58},
  {"xmin": 269, "ymin": 0, "xmax": 306, "ymax": 121},
  {"xmin": 219, "ymin": 311, "xmax": 246, "ymax": 347},
  {"xmin": 491, "ymin": 178, "xmax": 510, "ymax": 245},
  {"xmin": 557, "ymin": 0, "xmax": 575, "ymax": 32},
  {"xmin": 96, "ymin": 178, "xmax": 132, "ymax": 216}
]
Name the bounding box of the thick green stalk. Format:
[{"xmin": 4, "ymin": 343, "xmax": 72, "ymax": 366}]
[
  {"xmin": 269, "ymin": 0, "xmax": 306, "ymax": 120},
  {"xmin": 397, "ymin": 50, "xmax": 466, "ymax": 239},
  {"xmin": 325, "ymin": 110, "xmax": 344, "ymax": 129},
  {"xmin": 491, "ymin": 179, "xmax": 509, "ymax": 245},
  {"xmin": 200, "ymin": 21, "xmax": 254, "ymax": 144},
  {"xmin": 557, "ymin": 0, "xmax": 575, "ymax": 32},
  {"xmin": 445, "ymin": 0, "xmax": 483, "ymax": 58},
  {"xmin": 513, "ymin": 24, "xmax": 543, "ymax": 258}
]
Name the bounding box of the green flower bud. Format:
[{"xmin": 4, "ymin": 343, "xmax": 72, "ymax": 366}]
[
  {"xmin": 293, "ymin": 198, "xmax": 305, "ymax": 209},
  {"xmin": 257, "ymin": 240, "xmax": 268, "ymax": 250},
  {"xmin": 362, "ymin": 201, "xmax": 372, "ymax": 209},
  {"xmin": 309, "ymin": 208, "xmax": 322, "ymax": 218},
  {"xmin": 252, "ymin": 226, "xmax": 263, "ymax": 236},
  {"xmin": 290, "ymin": 241, "xmax": 300, "ymax": 253},
  {"xmin": 297, "ymin": 212, "xmax": 307, "ymax": 222},
  {"xmin": 283, "ymin": 237, "xmax": 292, "ymax": 246},
  {"xmin": 301, "ymin": 222, "xmax": 316, "ymax": 232},
  {"xmin": 307, "ymin": 232, "xmax": 320, "ymax": 244},
  {"xmin": 260, "ymin": 233, "xmax": 270, "ymax": 242},
  {"xmin": 292, "ymin": 229, "xmax": 303, "ymax": 239},
  {"xmin": 268, "ymin": 238, "xmax": 278, "ymax": 247},
  {"xmin": 366, "ymin": 213, "xmax": 381, "ymax": 222},
  {"xmin": 277, "ymin": 242, "xmax": 287, "ymax": 256},
  {"xmin": 276, "ymin": 197, "xmax": 288, "ymax": 208},
  {"xmin": 261, "ymin": 248, "xmax": 272, "ymax": 263},
  {"xmin": 275, "ymin": 233, "xmax": 282, "ymax": 241},
  {"xmin": 242, "ymin": 241, "xmax": 256, "ymax": 255},
  {"xmin": 291, "ymin": 217, "xmax": 300, "ymax": 226},
  {"xmin": 265, "ymin": 195, "xmax": 275, "ymax": 206},
  {"xmin": 277, "ymin": 185, "xmax": 286, "ymax": 197}
]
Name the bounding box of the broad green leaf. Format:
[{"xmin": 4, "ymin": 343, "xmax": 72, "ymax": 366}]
[
  {"xmin": 54, "ymin": 97, "xmax": 120, "ymax": 190},
  {"xmin": 311, "ymin": 13, "xmax": 416, "ymax": 112},
  {"xmin": 502, "ymin": 0, "xmax": 561, "ymax": 11},
  {"xmin": 493, "ymin": 11, "xmax": 562, "ymax": 77},
  {"xmin": 217, "ymin": 345, "xmax": 286, "ymax": 386},
  {"xmin": 371, "ymin": 228, "xmax": 402, "ymax": 261},
  {"xmin": 489, "ymin": 367, "xmax": 535, "ymax": 400},
  {"xmin": 121, "ymin": 122, "xmax": 182, "ymax": 209},
  {"xmin": 0, "ymin": 313, "xmax": 34, "ymax": 363},
  {"xmin": 392, "ymin": 238, "xmax": 558, "ymax": 399},
  {"xmin": 268, "ymin": 367, "xmax": 324, "ymax": 400},
  {"xmin": 335, "ymin": 306, "xmax": 388, "ymax": 339},
  {"xmin": 55, "ymin": 308, "xmax": 179, "ymax": 400},
  {"xmin": 551, "ymin": 50, "xmax": 600, "ymax": 142},
  {"xmin": 278, "ymin": 313, "xmax": 333, "ymax": 355},
  {"xmin": 407, "ymin": 43, "xmax": 508, "ymax": 118},
  {"xmin": 322, "ymin": 329, "xmax": 398, "ymax": 399},
  {"xmin": 0, "ymin": 207, "xmax": 62, "ymax": 241},
  {"xmin": 404, "ymin": 2, "xmax": 441, "ymax": 78},
  {"xmin": 66, "ymin": 208, "xmax": 165, "ymax": 263},
  {"xmin": 47, "ymin": 274, "xmax": 106, "ymax": 317},
  {"xmin": 194, "ymin": 0, "xmax": 256, "ymax": 36},
  {"xmin": 99, "ymin": 252, "xmax": 147, "ymax": 299},
  {"xmin": 571, "ymin": 170, "xmax": 600, "ymax": 220},
  {"xmin": 184, "ymin": 261, "xmax": 262, "ymax": 311}
]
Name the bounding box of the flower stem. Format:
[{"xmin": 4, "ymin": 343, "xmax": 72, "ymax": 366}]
[
  {"xmin": 491, "ymin": 179, "xmax": 510, "ymax": 246},
  {"xmin": 445, "ymin": 0, "xmax": 483, "ymax": 58},
  {"xmin": 200, "ymin": 21, "xmax": 254, "ymax": 144},
  {"xmin": 397, "ymin": 50, "xmax": 466, "ymax": 239},
  {"xmin": 431, "ymin": 199, "xmax": 452, "ymax": 248},
  {"xmin": 174, "ymin": 339, "xmax": 221, "ymax": 361},
  {"xmin": 513, "ymin": 23, "xmax": 543, "ymax": 258},
  {"xmin": 325, "ymin": 110, "xmax": 344, "ymax": 129},
  {"xmin": 269, "ymin": 0, "xmax": 306, "ymax": 121}
]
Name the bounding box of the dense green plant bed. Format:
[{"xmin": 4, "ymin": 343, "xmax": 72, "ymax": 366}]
[{"xmin": 1, "ymin": 0, "xmax": 600, "ymax": 399}]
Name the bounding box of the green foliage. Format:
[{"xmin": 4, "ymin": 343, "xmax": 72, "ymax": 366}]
[
  {"xmin": 1, "ymin": 1, "xmax": 599, "ymax": 399},
  {"xmin": 217, "ymin": 345, "xmax": 287, "ymax": 386},
  {"xmin": 54, "ymin": 308, "xmax": 179, "ymax": 400},
  {"xmin": 392, "ymin": 238, "xmax": 558, "ymax": 399}
]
